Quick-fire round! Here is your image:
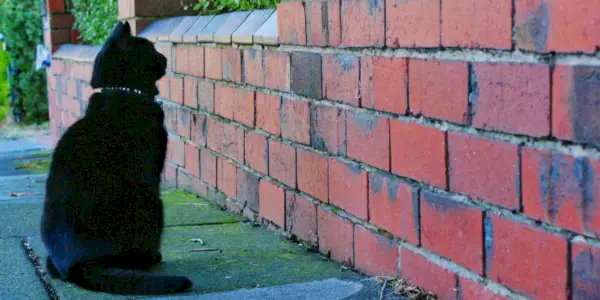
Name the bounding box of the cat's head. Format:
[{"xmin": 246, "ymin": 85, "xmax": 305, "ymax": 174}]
[{"xmin": 90, "ymin": 21, "xmax": 167, "ymax": 96}]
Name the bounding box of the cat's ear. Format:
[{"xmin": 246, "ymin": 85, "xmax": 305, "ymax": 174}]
[{"xmin": 111, "ymin": 21, "xmax": 132, "ymax": 51}]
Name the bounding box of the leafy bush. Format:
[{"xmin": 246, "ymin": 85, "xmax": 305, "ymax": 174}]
[
  {"xmin": 0, "ymin": 48, "xmax": 9, "ymax": 122},
  {"xmin": 71, "ymin": 0, "xmax": 118, "ymax": 45},
  {"xmin": 0, "ymin": 0, "xmax": 48, "ymax": 124},
  {"xmin": 185, "ymin": 0, "xmax": 280, "ymax": 15}
]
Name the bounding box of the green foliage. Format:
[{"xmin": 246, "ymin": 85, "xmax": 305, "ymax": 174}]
[
  {"xmin": 71, "ymin": 0, "xmax": 118, "ymax": 45},
  {"xmin": 0, "ymin": 0, "xmax": 48, "ymax": 124},
  {"xmin": 185, "ymin": 0, "xmax": 280, "ymax": 15},
  {"xmin": 0, "ymin": 49, "xmax": 9, "ymax": 122}
]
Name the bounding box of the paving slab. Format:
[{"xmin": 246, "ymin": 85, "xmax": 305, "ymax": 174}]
[
  {"xmin": 197, "ymin": 13, "xmax": 231, "ymax": 42},
  {"xmin": 254, "ymin": 10, "xmax": 279, "ymax": 45},
  {"xmin": 162, "ymin": 189, "xmax": 241, "ymax": 226},
  {"xmin": 181, "ymin": 15, "xmax": 215, "ymax": 43},
  {"xmin": 0, "ymin": 238, "xmax": 48, "ymax": 300},
  {"xmin": 213, "ymin": 11, "xmax": 252, "ymax": 44},
  {"xmin": 168, "ymin": 16, "xmax": 199, "ymax": 43},
  {"xmin": 232, "ymin": 9, "xmax": 275, "ymax": 44}
]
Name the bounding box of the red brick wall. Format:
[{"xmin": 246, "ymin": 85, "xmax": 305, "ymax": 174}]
[{"xmin": 46, "ymin": 1, "xmax": 600, "ymax": 299}]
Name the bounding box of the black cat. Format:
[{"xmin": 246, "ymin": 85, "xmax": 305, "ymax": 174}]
[{"xmin": 41, "ymin": 21, "xmax": 193, "ymax": 295}]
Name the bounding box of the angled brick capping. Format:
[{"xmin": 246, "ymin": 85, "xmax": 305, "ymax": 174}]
[{"xmin": 45, "ymin": 1, "xmax": 600, "ymax": 299}]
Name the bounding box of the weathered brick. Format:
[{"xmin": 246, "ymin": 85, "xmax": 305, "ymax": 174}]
[
  {"xmin": 553, "ymin": 66, "xmax": 600, "ymax": 146},
  {"xmin": 322, "ymin": 54, "xmax": 360, "ymax": 106},
  {"xmin": 268, "ymin": 139, "xmax": 296, "ymax": 188},
  {"xmin": 49, "ymin": 13, "xmax": 74, "ymax": 29},
  {"xmin": 327, "ymin": 0, "xmax": 341, "ymax": 47},
  {"xmin": 237, "ymin": 168, "xmax": 260, "ymax": 212},
  {"xmin": 183, "ymin": 77, "xmax": 198, "ymax": 109},
  {"xmin": 341, "ymin": 0, "xmax": 385, "ymax": 47},
  {"xmin": 421, "ymin": 191, "xmax": 483, "ymax": 274},
  {"xmin": 329, "ymin": 159, "xmax": 367, "ymax": 219},
  {"xmin": 360, "ymin": 56, "xmax": 408, "ymax": 115},
  {"xmin": 259, "ymin": 180, "xmax": 285, "ymax": 227},
  {"xmin": 318, "ymin": 207, "xmax": 354, "ymax": 265},
  {"xmin": 472, "ymin": 63, "xmax": 550, "ymax": 136},
  {"xmin": 217, "ymin": 158, "xmax": 237, "ymax": 199},
  {"xmin": 200, "ymin": 149, "xmax": 217, "ymax": 187},
  {"xmin": 155, "ymin": 45, "xmax": 173, "ymax": 71},
  {"xmin": 285, "ymin": 192, "xmax": 318, "ymax": 246},
  {"xmin": 166, "ymin": 136, "xmax": 185, "ymax": 167},
  {"xmin": 205, "ymin": 47, "xmax": 222, "ymax": 80},
  {"xmin": 177, "ymin": 108, "xmax": 191, "ymax": 140},
  {"xmin": 233, "ymin": 88, "xmax": 255, "ymax": 127},
  {"xmin": 163, "ymin": 162, "xmax": 178, "ymax": 187},
  {"xmin": 291, "ymin": 52, "xmax": 322, "ymax": 99},
  {"xmin": 207, "ymin": 117, "xmax": 244, "ymax": 163},
  {"xmin": 409, "ymin": 59, "xmax": 469, "ymax": 124},
  {"xmin": 442, "ymin": 0, "xmax": 512, "ymax": 49},
  {"xmin": 306, "ymin": 1, "xmax": 327, "ymax": 47},
  {"xmin": 354, "ymin": 226, "xmax": 398, "ymax": 277},
  {"xmin": 368, "ymin": 173, "xmax": 418, "ymax": 244},
  {"xmin": 515, "ymin": 0, "xmax": 600, "ymax": 53},
  {"xmin": 174, "ymin": 45, "xmax": 190, "ymax": 74},
  {"xmin": 277, "ymin": 1, "xmax": 307, "ymax": 45},
  {"xmin": 572, "ymin": 240, "xmax": 600, "ymax": 300},
  {"xmin": 243, "ymin": 49, "xmax": 264, "ymax": 87},
  {"xmin": 391, "ymin": 121, "xmax": 447, "ymax": 188},
  {"xmin": 222, "ymin": 48, "xmax": 242, "ymax": 83},
  {"xmin": 280, "ymin": 97, "xmax": 310, "ymax": 145},
  {"xmin": 177, "ymin": 169, "xmax": 195, "ymax": 192},
  {"xmin": 190, "ymin": 113, "xmax": 206, "ymax": 147},
  {"xmin": 449, "ymin": 133, "xmax": 518, "ymax": 209},
  {"xmin": 244, "ymin": 131, "xmax": 268, "ymax": 174},
  {"xmin": 399, "ymin": 247, "xmax": 458, "ymax": 299},
  {"xmin": 297, "ymin": 149, "xmax": 328, "ymax": 202},
  {"xmin": 458, "ymin": 278, "xmax": 508, "ymax": 300},
  {"xmin": 521, "ymin": 148, "xmax": 600, "ymax": 236},
  {"xmin": 386, "ymin": 0, "xmax": 440, "ymax": 47},
  {"xmin": 170, "ymin": 76, "xmax": 184, "ymax": 104},
  {"xmin": 310, "ymin": 105, "xmax": 346, "ymax": 155},
  {"xmin": 198, "ymin": 80, "xmax": 214, "ymax": 113},
  {"xmin": 487, "ymin": 215, "xmax": 568, "ymax": 300},
  {"xmin": 214, "ymin": 84, "xmax": 235, "ymax": 120},
  {"xmin": 264, "ymin": 51, "xmax": 291, "ymax": 92},
  {"xmin": 346, "ymin": 111, "xmax": 390, "ymax": 170},
  {"xmin": 256, "ymin": 92, "xmax": 281, "ymax": 136},
  {"xmin": 184, "ymin": 143, "xmax": 200, "ymax": 178},
  {"xmin": 187, "ymin": 46, "xmax": 204, "ymax": 78}
]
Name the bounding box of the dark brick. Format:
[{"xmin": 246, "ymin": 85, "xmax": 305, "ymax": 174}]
[
  {"xmin": 310, "ymin": 105, "xmax": 346, "ymax": 155},
  {"xmin": 285, "ymin": 191, "xmax": 318, "ymax": 246},
  {"xmin": 291, "ymin": 51, "xmax": 322, "ymax": 99},
  {"xmin": 237, "ymin": 168, "xmax": 260, "ymax": 212}
]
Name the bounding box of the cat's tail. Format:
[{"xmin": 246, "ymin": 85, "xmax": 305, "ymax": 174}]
[{"xmin": 73, "ymin": 266, "xmax": 193, "ymax": 295}]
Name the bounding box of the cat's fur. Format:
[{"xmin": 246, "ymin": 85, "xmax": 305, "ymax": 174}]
[{"xmin": 41, "ymin": 21, "xmax": 192, "ymax": 295}]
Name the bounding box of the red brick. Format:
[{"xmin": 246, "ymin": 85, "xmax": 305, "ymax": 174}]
[
  {"xmin": 329, "ymin": 159, "xmax": 367, "ymax": 219},
  {"xmin": 163, "ymin": 162, "xmax": 178, "ymax": 187},
  {"xmin": 515, "ymin": 0, "xmax": 600, "ymax": 53},
  {"xmin": 552, "ymin": 66, "xmax": 600, "ymax": 146},
  {"xmin": 421, "ymin": 191, "xmax": 483, "ymax": 274},
  {"xmin": 322, "ymin": 54, "xmax": 360, "ymax": 106},
  {"xmin": 49, "ymin": 13, "xmax": 74, "ymax": 29},
  {"xmin": 177, "ymin": 108, "xmax": 191, "ymax": 140},
  {"xmin": 237, "ymin": 168, "xmax": 260, "ymax": 212},
  {"xmin": 360, "ymin": 56, "xmax": 408, "ymax": 115},
  {"xmin": 306, "ymin": 1, "xmax": 326, "ymax": 47},
  {"xmin": 206, "ymin": 117, "xmax": 244, "ymax": 163},
  {"xmin": 217, "ymin": 158, "xmax": 237, "ymax": 199},
  {"xmin": 256, "ymin": 92, "xmax": 281, "ymax": 136},
  {"xmin": 259, "ymin": 180, "xmax": 285, "ymax": 227},
  {"xmin": 184, "ymin": 77, "xmax": 198, "ymax": 109},
  {"xmin": 399, "ymin": 247, "xmax": 458, "ymax": 299},
  {"xmin": 327, "ymin": 0, "xmax": 341, "ymax": 47},
  {"xmin": 310, "ymin": 105, "xmax": 346, "ymax": 155},
  {"xmin": 264, "ymin": 51, "xmax": 291, "ymax": 92},
  {"xmin": 354, "ymin": 227, "xmax": 398, "ymax": 277},
  {"xmin": 285, "ymin": 192, "xmax": 318, "ymax": 246},
  {"xmin": 67, "ymin": 80, "xmax": 77, "ymax": 97},
  {"xmin": 51, "ymin": 29, "xmax": 71, "ymax": 45},
  {"xmin": 222, "ymin": 48, "xmax": 242, "ymax": 83},
  {"xmin": 200, "ymin": 149, "xmax": 217, "ymax": 187},
  {"xmin": 163, "ymin": 104, "xmax": 177, "ymax": 133},
  {"xmin": 167, "ymin": 136, "xmax": 184, "ymax": 166},
  {"xmin": 214, "ymin": 84, "xmax": 234, "ymax": 120},
  {"xmin": 390, "ymin": 121, "xmax": 447, "ymax": 188},
  {"xmin": 187, "ymin": 46, "xmax": 204, "ymax": 78},
  {"xmin": 244, "ymin": 131, "xmax": 268, "ymax": 174},
  {"xmin": 47, "ymin": 0, "xmax": 65, "ymax": 12},
  {"xmin": 521, "ymin": 148, "xmax": 600, "ymax": 235},
  {"xmin": 318, "ymin": 208, "xmax": 354, "ymax": 265},
  {"xmin": 368, "ymin": 173, "xmax": 418, "ymax": 244},
  {"xmin": 572, "ymin": 240, "xmax": 600, "ymax": 300},
  {"xmin": 71, "ymin": 29, "xmax": 82, "ymax": 43},
  {"xmin": 472, "ymin": 63, "xmax": 550, "ymax": 136},
  {"xmin": 170, "ymin": 76, "xmax": 184, "ymax": 104},
  {"xmin": 386, "ymin": 0, "xmax": 440, "ymax": 47},
  {"xmin": 280, "ymin": 97, "xmax": 310, "ymax": 144},
  {"xmin": 215, "ymin": 85, "xmax": 255, "ymax": 126},
  {"xmin": 442, "ymin": 0, "xmax": 512, "ymax": 49},
  {"xmin": 192, "ymin": 177, "xmax": 209, "ymax": 198},
  {"xmin": 341, "ymin": 0, "xmax": 385, "ymax": 47},
  {"xmin": 458, "ymin": 278, "xmax": 508, "ymax": 300},
  {"xmin": 347, "ymin": 111, "xmax": 391, "ymax": 170},
  {"xmin": 198, "ymin": 80, "xmax": 214, "ymax": 113},
  {"xmin": 268, "ymin": 139, "xmax": 296, "ymax": 188},
  {"xmin": 184, "ymin": 143, "xmax": 200, "ymax": 177},
  {"xmin": 297, "ymin": 149, "xmax": 328, "ymax": 202},
  {"xmin": 448, "ymin": 133, "xmax": 518, "ymax": 209},
  {"xmin": 277, "ymin": 1, "xmax": 307, "ymax": 45},
  {"xmin": 155, "ymin": 45, "xmax": 173, "ymax": 71},
  {"xmin": 487, "ymin": 215, "xmax": 568, "ymax": 300},
  {"xmin": 409, "ymin": 59, "xmax": 469, "ymax": 124},
  {"xmin": 190, "ymin": 113, "xmax": 206, "ymax": 146},
  {"xmin": 243, "ymin": 49, "xmax": 264, "ymax": 87},
  {"xmin": 174, "ymin": 45, "xmax": 190, "ymax": 74},
  {"xmin": 205, "ymin": 47, "xmax": 222, "ymax": 80}
]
